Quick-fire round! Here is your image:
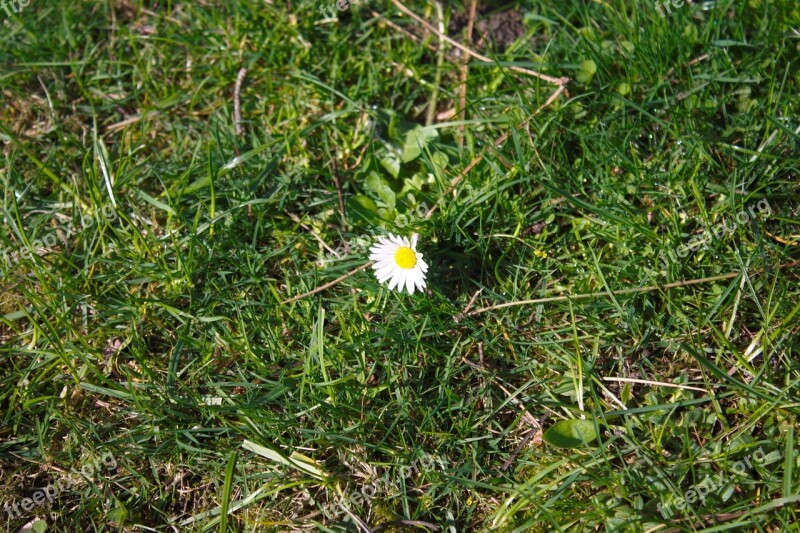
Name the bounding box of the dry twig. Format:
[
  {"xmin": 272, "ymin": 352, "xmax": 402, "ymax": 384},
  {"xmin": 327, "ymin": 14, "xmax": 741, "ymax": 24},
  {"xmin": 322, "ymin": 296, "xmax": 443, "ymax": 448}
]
[{"xmin": 282, "ymin": 262, "xmax": 374, "ymax": 304}]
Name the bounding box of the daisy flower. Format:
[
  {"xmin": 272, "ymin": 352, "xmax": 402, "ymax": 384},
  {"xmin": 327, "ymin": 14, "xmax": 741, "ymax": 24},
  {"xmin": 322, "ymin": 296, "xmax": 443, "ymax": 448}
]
[{"xmin": 369, "ymin": 233, "xmax": 428, "ymax": 295}]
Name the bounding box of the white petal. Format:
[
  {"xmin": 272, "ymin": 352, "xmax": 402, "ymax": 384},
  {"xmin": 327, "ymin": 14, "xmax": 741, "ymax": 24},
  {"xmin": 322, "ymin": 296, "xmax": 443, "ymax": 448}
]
[
  {"xmin": 417, "ymin": 257, "xmax": 428, "ymax": 273},
  {"xmin": 399, "ymin": 269, "xmax": 411, "ymax": 292},
  {"xmin": 385, "ymin": 269, "xmax": 397, "ymax": 290},
  {"xmin": 414, "ymin": 265, "xmax": 427, "ymax": 290},
  {"xmin": 411, "ymin": 233, "xmax": 418, "ymax": 250},
  {"xmin": 405, "ymin": 270, "xmax": 415, "ymax": 294},
  {"xmin": 388, "ymin": 269, "xmax": 404, "ymax": 291},
  {"xmin": 374, "ymin": 253, "xmax": 396, "ymax": 265},
  {"xmin": 374, "ymin": 257, "xmax": 395, "ymax": 270},
  {"xmin": 370, "ymin": 244, "xmax": 395, "ymax": 262},
  {"xmin": 376, "ymin": 260, "xmax": 396, "ymax": 276},
  {"xmin": 372, "ymin": 236, "xmax": 393, "ymax": 248},
  {"xmin": 375, "ymin": 264, "xmax": 395, "ymax": 281},
  {"xmin": 372, "ymin": 261, "xmax": 394, "ymax": 276}
]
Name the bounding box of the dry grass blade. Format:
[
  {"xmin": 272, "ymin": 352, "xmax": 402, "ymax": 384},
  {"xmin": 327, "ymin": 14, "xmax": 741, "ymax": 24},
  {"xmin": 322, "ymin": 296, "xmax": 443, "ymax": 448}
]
[
  {"xmin": 234, "ymin": 68, "xmax": 248, "ymax": 136},
  {"xmin": 468, "ymin": 272, "xmax": 742, "ymax": 316}
]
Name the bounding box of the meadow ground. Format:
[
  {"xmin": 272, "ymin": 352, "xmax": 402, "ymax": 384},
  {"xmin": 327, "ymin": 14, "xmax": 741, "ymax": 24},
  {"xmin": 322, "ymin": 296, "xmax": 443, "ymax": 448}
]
[{"xmin": 1, "ymin": 0, "xmax": 799, "ymax": 531}]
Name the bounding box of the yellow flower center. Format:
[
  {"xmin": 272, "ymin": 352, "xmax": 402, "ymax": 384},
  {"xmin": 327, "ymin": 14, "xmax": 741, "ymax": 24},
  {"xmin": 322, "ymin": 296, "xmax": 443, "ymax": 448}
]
[{"xmin": 394, "ymin": 247, "xmax": 417, "ymax": 269}]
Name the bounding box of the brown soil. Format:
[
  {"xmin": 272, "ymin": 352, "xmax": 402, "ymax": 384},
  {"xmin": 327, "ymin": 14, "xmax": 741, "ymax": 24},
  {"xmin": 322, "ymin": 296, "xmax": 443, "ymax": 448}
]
[{"xmin": 448, "ymin": 5, "xmax": 525, "ymax": 51}]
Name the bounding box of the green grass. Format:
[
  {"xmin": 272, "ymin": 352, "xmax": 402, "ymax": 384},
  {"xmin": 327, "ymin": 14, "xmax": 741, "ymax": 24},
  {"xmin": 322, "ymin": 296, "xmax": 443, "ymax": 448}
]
[{"xmin": 1, "ymin": 0, "xmax": 799, "ymax": 531}]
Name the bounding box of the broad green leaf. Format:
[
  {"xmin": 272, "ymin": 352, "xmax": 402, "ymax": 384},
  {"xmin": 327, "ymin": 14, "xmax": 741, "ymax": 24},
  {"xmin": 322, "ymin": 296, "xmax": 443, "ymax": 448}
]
[
  {"xmin": 400, "ymin": 173, "xmax": 425, "ymax": 196},
  {"xmin": 619, "ymin": 40, "xmax": 635, "ymax": 54},
  {"xmin": 348, "ymin": 194, "xmax": 379, "ymax": 223},
  {"xmin": 28, "ymin": 520, "xmax": 47, "ymax": 533},
  {"xmin": 366, "ymin": 171, "xmax": 396, "ymax": 208},
  {"xmin": 351, "ymin": 194, "xmax": 377, "ymax": 212},
  {"xmin": 402, "ymin": 126, "xmax": 438, "ymax": 162},
  {"xmin": 576, "ymin": 59, "xmax": 597, "ymax": 84},
  {"xmin": 376, "ymin": 184, "xmax": 396, "ymax": 208},
  {"xmin": 378, "ymin": 149, "xmax": 401, "ymax": 178},
  {"xmin": 106, "ymin": 507, "xmax": 128, "ymax": 526},
  {"xmin": 543, "ymin": 419, "xmax": 598, "ymax": 448},
  {"xmin": 431, "ymin": 150, "xmax": 448, "ymax": 171},
  {"xmin": 366, "ymin": 171, "xmax": 384, "ymax": 193}
]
